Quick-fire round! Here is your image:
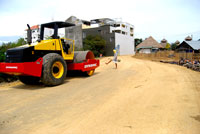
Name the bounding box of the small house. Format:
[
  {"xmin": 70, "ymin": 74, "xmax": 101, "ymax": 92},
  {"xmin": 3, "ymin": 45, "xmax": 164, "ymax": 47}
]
[
  {"xmin": 136, "ymin": 36, "xmax": 163, "ymax": 53},
  {"xmin": 160, "ymin": 38, "xmax": 167, "ymax": 48},
  {"xmin": 176, "ymin": 41, "xmax": 200, "ymax": 53},
  {"xmin": 175, "ymin": 40, "xmax": 180, "ymax": 46}
]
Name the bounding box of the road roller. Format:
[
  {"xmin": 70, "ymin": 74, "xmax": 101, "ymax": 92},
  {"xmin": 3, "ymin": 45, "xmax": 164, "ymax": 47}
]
[{"xmin": 0, "ymin": 21, "xmax": 99, "ymax": 86}]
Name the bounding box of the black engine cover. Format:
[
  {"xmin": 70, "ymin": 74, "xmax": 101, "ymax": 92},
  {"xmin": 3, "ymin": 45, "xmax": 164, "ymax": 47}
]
[{"xmin": 5, "ymin": 46, "xmax": 35, "ymax": 63}]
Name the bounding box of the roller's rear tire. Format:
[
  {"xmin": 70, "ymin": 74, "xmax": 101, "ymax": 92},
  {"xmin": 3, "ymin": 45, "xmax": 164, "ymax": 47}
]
[
  {"xmin": 41, "ymin": 53, "xmax": 67, "ymax": 86},
  {"xmin": 19, "ymin": 76, "xmax": 40, "ymax": 85}
]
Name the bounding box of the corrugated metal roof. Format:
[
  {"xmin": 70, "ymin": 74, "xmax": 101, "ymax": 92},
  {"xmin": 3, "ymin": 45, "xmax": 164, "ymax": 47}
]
[{"xmin": 185, "ymin": 41, "xmax": 200, "ymax": 50}]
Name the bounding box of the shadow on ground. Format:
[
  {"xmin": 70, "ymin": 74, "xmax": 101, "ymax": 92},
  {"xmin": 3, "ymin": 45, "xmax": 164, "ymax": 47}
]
[
  {"xmin": 191, "ymin": 115, "xmax": 200, "ymax": 123},
  {"xmin": 10, "ymin": 71, "xmax": 99, "ymax": 90}
]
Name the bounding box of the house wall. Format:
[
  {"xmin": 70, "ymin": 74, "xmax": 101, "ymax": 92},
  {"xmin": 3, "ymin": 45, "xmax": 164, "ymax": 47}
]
[
  {"xmin": 139, "ymin": 48, "xmax": 151, "ymax": 54},
  {"xmin": 65, "ymin": 25, "xmax": 83, "ymax": 49},
  {"xmin": 65, "ymin": 16, "xmax": 83, "ymax": 49},
  {"xmin": 110, "ymin": 22, "xmax": 134, "ymax": 37},
  {"xmin": 110, "ymin": 22, "xmax": 135, "ymax": 55},
  {"xmin": 115, "ymin": 33, "xmax": 135, "ymax": 55},
  {"xmin": 176, "ymin": 42, "xmax": 193, "ymax": 52}
]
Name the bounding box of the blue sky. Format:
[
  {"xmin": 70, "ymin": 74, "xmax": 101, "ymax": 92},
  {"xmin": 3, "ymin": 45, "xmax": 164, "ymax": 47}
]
[{"xmin": 0, "ymin": 0, "xmax": 199, "ymax": 44}]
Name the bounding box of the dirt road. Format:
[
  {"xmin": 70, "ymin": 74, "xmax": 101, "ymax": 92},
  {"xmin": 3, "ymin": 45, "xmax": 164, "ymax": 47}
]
[{"xmin": 0, "ymin": 56, "xmax": 200, "ymax": 134}]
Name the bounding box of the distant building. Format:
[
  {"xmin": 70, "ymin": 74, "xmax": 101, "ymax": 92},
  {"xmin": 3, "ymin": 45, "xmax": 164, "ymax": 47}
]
[
  {"xmin": 24, "ymin": 25, "xmax": 41, "ymax": 43},
  {"xmin": 65, "ymin": 16, "xmax": 91, "ymax": 49},
  {"xmin": 160, "ymin": 38, "xmax": 168, "ymax": 48},
  {"xmin": 65, "ymin": 16, "xmax": 135, "ymax": 56},
  {"xmin": 185, "ymin": 36, "xmax": 192, "ymax": 41},
  {"xmin": 24, "ymin": 24, "xmax": 64, "ymax": 43},
  {"xmin": 176, "ymin": 41, "xmax": 200, "ymax": 53},
  {"xmin": 175, "ymin": 40, "xmax": 180, "ymax": 45},
  {"xmin": 136, "ymin": 36, "xmax": 163, "ymax": 54}
]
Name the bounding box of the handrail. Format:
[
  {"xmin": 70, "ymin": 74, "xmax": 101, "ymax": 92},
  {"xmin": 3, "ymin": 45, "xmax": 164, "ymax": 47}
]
[{"xmin": 60, "ymin": 38, "xmax": 75, "ymax": 54}]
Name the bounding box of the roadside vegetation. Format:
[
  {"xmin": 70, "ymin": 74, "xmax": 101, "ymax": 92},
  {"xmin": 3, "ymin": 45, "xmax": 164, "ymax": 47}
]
[
  {"xmin": 0, "ymin": 38, "xmax": 26, "ymax": 62},
  {"xmin": 83, "ymin": 35, "xmax": 106, "ymax": 57},
  {"xmin": 0, "ymin": 38, "xmax": 26, "ymax": 83}
]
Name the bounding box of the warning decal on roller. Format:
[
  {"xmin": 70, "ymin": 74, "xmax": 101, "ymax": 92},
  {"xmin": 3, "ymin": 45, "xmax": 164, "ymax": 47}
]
[{"xmin": 84, "ymin": 64, "xmax": 97, "ymax": 68}]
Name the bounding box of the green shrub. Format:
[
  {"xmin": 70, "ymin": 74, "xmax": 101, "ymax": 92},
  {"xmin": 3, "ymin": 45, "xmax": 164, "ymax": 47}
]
[
  {"xmin": 0, "ymin": 38, "xmax": 26, "ymax": 83},
  {"xmin": 171, "ymin": 43, "xmax": 177, "ymax": 50},
  {"xmin": 83, "ymin": 35, "xmax": 106, "ymax": 57},
  {"xmin": 0, "ymin": 38, "xmax": 26, "ymax": 62}
]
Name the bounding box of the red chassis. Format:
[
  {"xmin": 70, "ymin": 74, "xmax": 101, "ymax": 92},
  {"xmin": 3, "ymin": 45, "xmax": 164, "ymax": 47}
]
[
  {"xmin": 0, "ymin": 58, "xmax": 99, "ymax": 77},
  {"xmin": 68, "ymin": 59, "xmax": 99, "ymax": 72}
]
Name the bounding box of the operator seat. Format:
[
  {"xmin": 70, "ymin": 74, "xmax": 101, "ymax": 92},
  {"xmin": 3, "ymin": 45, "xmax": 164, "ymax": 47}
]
[{"xmin": 61, "ymin": 39, "xmax": 70, "ymax": 54}]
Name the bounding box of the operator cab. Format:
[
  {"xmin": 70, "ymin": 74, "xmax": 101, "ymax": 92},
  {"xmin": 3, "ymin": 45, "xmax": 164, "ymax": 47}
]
[
  {"xmin": 39, "ymin": 21, "xmax": 75, "ymax": 54},
  {"xmin": 39, "ymin": 21, "xmax": 75, "ymax": 40}
]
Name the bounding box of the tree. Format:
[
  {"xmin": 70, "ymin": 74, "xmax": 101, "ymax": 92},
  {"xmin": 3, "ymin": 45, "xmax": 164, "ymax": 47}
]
[
  {"xmin": 0, "ymin": 38, "xmax": 26, "ymax": 62},
  {"xmin": 134, "ymin": 38, "xmax": 143, "ymax": 47},
  {"xmin": 0, "ymin": 38, "xmax": 26, "ymax": 83},
  {"xmin": 171, "ymin": 43, "xmax": 177, "ymax": 50},
  {"xmin": 165, "ymin": 43, "xmax": 171, "ymax": 50},
  {"xmin": 83, "ymin": 35, "xmax": 106, "ymax": 57}
]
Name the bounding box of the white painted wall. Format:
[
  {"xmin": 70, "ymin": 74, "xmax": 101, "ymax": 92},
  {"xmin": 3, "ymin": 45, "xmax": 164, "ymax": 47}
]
[
  {"xmin": 108, "ymin": 21, "xmax": 134, "ymax": 55},
  {"xmin": 32, "ymin": 31, "xmax": 40, "ymax": 43},
  {"xmin": 110, "ymin": 22, "xmax": 134, "ymax": 36},
  {"xmin": 115, "ymin": 33, "xmax": 135, "ymax": 55},
  {"xmin": 139, "ymin": 48, "xmax": 151, "ymax": 54}
]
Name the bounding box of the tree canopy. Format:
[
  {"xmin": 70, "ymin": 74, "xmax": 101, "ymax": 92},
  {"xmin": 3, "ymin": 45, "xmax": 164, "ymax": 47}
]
[
  {"xmin": 0, "ymin": 38, "xmax": 26, "ymax": 82},
  {"xmin": 170, "ymin": 43, "xmax": 177, "ymax": 50},
  {"xmin": 165, "ymin": 43, "xmax": 171, "ymax": 50},
  {"xmin": 83, "ymin": 35, "xmax": 106, "ymax": 57},
  {"xmin": 0, "ymin": 38, "xmax": 26, "ymax": 62},
  {"xmin": 135, "ymin": 38, "xmax": 143, "ymax": 47}
]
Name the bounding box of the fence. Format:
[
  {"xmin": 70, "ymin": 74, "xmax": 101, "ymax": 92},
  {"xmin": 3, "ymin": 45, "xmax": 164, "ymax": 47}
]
[{"xmin": 134, "ymin": 51, "xmax": 200, "ymax": 61}]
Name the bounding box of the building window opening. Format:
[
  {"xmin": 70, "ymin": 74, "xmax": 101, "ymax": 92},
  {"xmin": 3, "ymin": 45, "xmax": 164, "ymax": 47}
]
[
  {"xmin": 122, "ymin": 24, "xmax": 125, "ymax": 28},
  {"xmin": 83, "ymin": 32, "xmax": 86, "ymax": 38},
  {"xmin": 98, "ymin": 30, "xmax": 103, "ymax": 34},
  {"xmin": 130, "ymin": 27, "xmax": 133, "ymax": 32},
  {"xmin": 114, "ymin": 24, "xmax": 120, "ymax": 27},
  {"xmin": 114, "ymin": 30, "xmax": 121, "ymax": 33},
  {"xmin": 130, "ymin": 33, "xmax": 134, "ymax": 36},
  {"xmin": 122, "ymin": 31, "xmax": 126, "ymax": 35}
]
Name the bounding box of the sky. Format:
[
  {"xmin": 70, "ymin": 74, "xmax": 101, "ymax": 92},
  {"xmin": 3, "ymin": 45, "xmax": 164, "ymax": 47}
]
[{"xmin": 0, "ymin": 0, "xmax": 200, "ymax": 44}]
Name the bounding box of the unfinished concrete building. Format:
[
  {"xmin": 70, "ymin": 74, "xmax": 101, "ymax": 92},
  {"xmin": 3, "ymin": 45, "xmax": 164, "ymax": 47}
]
[
  {"xmin": 65, "ymin": 16, "xmax": 90, "ymax": 49},
  {"xmin": 65, "ymin": 16, "xmax": 135, "ymax": 56}
]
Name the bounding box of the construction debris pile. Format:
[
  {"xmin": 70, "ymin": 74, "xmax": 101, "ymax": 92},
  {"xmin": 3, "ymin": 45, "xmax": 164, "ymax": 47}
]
[{"xmin": 160, "ymin": 58, "xmax": 200, "ymax": 72}]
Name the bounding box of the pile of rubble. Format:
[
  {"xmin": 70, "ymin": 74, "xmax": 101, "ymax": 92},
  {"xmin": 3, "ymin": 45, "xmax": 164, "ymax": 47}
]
[
  {"xmin": 160, "ymin": 58, "xmax": 200, "ymax": 72},
  {"xmin": 179, "ymin": 58, "xmax": 200, "ymax": 71}
]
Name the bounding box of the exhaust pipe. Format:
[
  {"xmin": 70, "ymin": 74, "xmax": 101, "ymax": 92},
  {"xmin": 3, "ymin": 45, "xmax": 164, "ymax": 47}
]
[{"xmin": 27, "ymin": 24, "xmax": 32, "ymax": 45}]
